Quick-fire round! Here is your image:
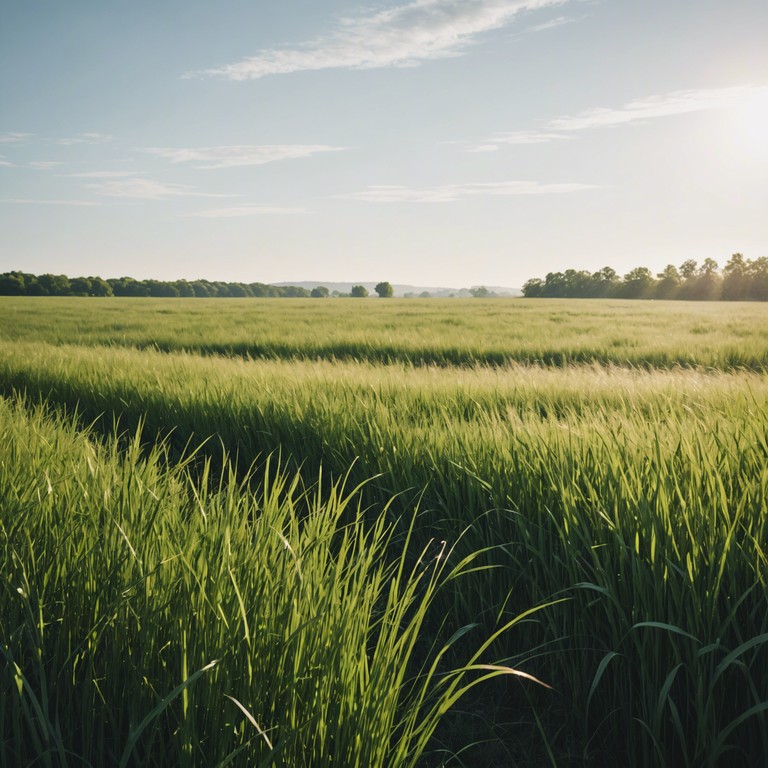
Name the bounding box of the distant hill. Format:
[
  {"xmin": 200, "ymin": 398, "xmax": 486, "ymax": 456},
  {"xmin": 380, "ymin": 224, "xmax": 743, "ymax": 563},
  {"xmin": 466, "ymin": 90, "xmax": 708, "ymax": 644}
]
[{"xmin": 271, "ymin": 281, "xmax": 521, "ymax": 298}]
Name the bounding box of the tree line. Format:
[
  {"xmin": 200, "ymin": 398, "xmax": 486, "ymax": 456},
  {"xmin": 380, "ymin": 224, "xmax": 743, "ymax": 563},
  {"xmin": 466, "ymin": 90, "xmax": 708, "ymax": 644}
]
[
  {"xmin": 0, "ymin": 272, "xmax": 395, "ymax": 299},
  {"xmin": 522, "ymin": 254, "xmax": 768, "ymax": 301}
]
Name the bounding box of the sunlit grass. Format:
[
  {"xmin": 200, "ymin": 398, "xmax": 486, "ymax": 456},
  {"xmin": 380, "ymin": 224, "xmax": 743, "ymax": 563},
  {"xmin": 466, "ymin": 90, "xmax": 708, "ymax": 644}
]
[
  {"xmin": 1, "ymin": 297, "xmax": 767, "ymax": 765},
  {"xmin": 1, "ymin": 296, "xmax": 768, "ymax": 369},
  {"xmin": 0, "ymin": 396, "xmax": 550, "ymax": 767}
]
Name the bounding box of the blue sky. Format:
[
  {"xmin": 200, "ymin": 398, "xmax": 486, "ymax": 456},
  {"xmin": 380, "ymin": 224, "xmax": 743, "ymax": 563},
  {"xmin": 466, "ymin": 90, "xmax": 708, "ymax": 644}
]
[{"xmin": 1, "ymin": 0, "xmax": 767, "ymax": 288}]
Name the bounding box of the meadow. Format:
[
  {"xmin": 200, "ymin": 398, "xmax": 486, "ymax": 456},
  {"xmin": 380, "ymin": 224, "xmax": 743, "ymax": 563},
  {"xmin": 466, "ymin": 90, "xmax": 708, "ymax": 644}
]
[{"xmin": 1, "ymin": 297, "xmax": 767, "ymax": 766}]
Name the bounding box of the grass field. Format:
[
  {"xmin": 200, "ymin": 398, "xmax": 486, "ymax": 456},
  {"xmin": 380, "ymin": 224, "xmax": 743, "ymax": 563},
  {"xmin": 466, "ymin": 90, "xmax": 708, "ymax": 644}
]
[{"xmin": 1, "ymin": 297, "xmax": 767, "ymax": 766}]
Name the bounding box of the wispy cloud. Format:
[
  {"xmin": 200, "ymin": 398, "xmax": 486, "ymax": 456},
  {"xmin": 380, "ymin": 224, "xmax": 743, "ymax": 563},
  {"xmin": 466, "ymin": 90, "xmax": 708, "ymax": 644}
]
[
  {"xmin": 475, "ymin": 84, "xmax": 768, "ymax": 150},
  {"xmin": 528, "ymin": 15, "xmax": 574, "ymax": 32},
  {"xmin": 29, "ymin": 161, "xmax": 63, "ymax": 170},
  {"xmin": 56, "ymin": 132, "xmax": 112, "ymax": 146},
  {"xmin": 467, "ymin": 144, "xmax": 501, "ymax": 153},
  {"xmin": 478, "ymin": 130, "xmax": 569, "ymax": 147},
  {"xmin": 0, "ymin": 198, "xmax": 102, "ymax": 206},
  {"xmin": 185, "ymin": 205, "xmax": 307, "ymax": 218},
  {"xmin": 0, "ymin": 156, "xmax": 14, "ymax": 167},
  {"xmin": 343, "ymin": 180, "xmax": 594, "ymax": 203},
  {"xmin": 86, "ymin": 177, "xmax": 229, "ymax": 200},
  {"xmin": 144, "ymin": 144, "xmax": 346, "ymax": 169},
  {"xmin": 69, "ymin": 170, "xmax": 139, "ymax": 178},
  {"xmin": 0, "ymin": 132, "xmax": 32, "ymax": 144},
  {"xmin": 189, "ymin": 0, "xmax": 567, "ymax": 80},
  {"xmin": 548, "ymin": 85, "xmax": 768, "ymax": 131}
]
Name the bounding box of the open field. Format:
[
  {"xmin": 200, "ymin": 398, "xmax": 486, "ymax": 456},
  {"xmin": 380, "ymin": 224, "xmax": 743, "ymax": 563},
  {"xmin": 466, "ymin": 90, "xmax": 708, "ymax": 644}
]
[
  {"xmin": 1, "ymin": 298, "xmax": 768, "ymax": 766},
  {"xmin": 2, "ymin": 296, "xmax": 768, "ymax": 369}
]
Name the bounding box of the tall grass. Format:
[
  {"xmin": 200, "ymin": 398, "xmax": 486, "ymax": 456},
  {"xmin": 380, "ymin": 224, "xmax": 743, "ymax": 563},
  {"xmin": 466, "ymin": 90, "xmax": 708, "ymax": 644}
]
[
  {"xmin": 1, "ymin": 337, "xmax": 767, "ymax": 763},
  {"xmin": 0, "ymin": 396, "xmax": 551, "ymax": 767}
]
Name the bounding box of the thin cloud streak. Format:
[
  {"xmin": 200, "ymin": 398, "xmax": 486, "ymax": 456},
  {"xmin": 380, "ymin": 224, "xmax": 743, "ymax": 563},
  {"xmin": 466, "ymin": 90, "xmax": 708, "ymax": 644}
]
[
  {"xmin": 87, "ymin": 178, "xmax": 230, "ymax": 200},
  {"xmin": 480, "ymin": 130, "xmax": 569, "ymax": 149},
  {"xmin": 343, "ymin": 180, "xmax": 595, "ymax": 203},
  {"xmin": 1, "ymin": 198, "xmax": 102, "ymax": 206},
  {"xmin": 69, "ymin": 171, "xmax": 139, "ymax": 178},
  {"xmin": 528, "ymin": 15, "xmax": 575, "ymax": 32},
  {"xmin": 477, "ymin": 84, "xmax": 768, "ymax": 150},
  {"xmin": 56, "ymin": 133, "xmax": 113, "ymax": 146},
  {"xmin": 29, "ymin": 161, "xmax": 63, "ymax": 170},
  {"xmin": 145, "ymin": 144, "xmax": 346, "ymax": 169},
  {"xmin": 189, "ymin": 0, "xmax": 568, "ymax": 80},
  {"xmin": 549, "ymin": 85, "xmax": 768, "ymax": 131},
  {"xmin": 185, "ymin": 205, "xmax": 307, "ymax": 218},
  {"xmin": 0, "ymin": 132, "xmax": 33, "ymax": 144}
]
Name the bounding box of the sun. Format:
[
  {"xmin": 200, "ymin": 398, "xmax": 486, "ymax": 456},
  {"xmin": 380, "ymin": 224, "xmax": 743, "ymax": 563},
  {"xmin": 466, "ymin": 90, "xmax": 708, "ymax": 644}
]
[{"xmin": 726, "ymin": 87, "xmax": 768, "ymax": 164}]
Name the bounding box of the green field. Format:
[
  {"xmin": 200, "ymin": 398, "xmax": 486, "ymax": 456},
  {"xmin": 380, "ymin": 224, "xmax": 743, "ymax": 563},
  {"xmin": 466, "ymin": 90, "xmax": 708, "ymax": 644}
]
[{"xmin": 1, "ymin": 298, "xmax": 767, "ymax": 766}]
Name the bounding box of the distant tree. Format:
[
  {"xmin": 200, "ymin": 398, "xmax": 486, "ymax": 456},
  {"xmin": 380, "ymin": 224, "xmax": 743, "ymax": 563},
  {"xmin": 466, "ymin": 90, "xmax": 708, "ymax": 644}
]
[
  {"xmin": 87, "ymin": 276, "xmax": 113, "ymax": 297},
  {"xmin": 175, "ymin": 280, "xmax": 195, "ymax": 298},
  {"xmin": 374, "ymin": 281, "xmax": 393, "ymax": 298},
  {"xmin": 351, "ymin": 285, "xmax": 369, "ymax": 297},
  {"xmin": 722, "ymin": 253, "xmax": 749, "ymax": 300},
  {"xmin": 521, "ymin": 278, "xmax": 544, "ymax": 298},
  {"xmin": 590, "ymin": 267, "xmax": 619, "ymax": 297},
  {"xmin": 25, "ymin": 276, "xmax": 48, "ymax": 295},
  {"xmin": 559, "ymin": 269, "xmax": 592, "ymax": 297},
  {"xmin": 145, "ymin": 279, "xmax": 180, "ymax": 298},
  {"xmin": 249, "ymin": 282, "xmax": 278, "ymax": 297},
  {"xmin": 747, "ymin": 257, "xmax": 768, "ymax": 301},
  {"xmin": 281, "ymin": 285, "xmax": 311, "ymax": 298},
  {"xmin": 38, "ymin": 273, "xmax": 71, "ymax": 296},
  {"xmin": 70, "ymin": 276, "xmax": 93, "ymax": 296},
  {"xmin": 122, "ymin": 278, "xmax": 150, "ymax": 297},
  {"xmin": 655, "ymin": 265, "xmax": 681, "ymax": 299},
  {"xmin": 540, "ymin": 272, "xmax": 567, "ymax": 297},
  {"xmin": 0, "ymin": 273, "xmax": 26, "ymax": 295},
  {"xmin": 193, "ymin": 281, "xmax": 213, "ymax": 297},
  {"xmin": 311, "ymin": 286, "xmax": 330, "ymax": 298},
  {"xmin": 470, "ymin": 286, "xmax": 490, "ymax": 298},
  {"xmin": 679, "ymin": 259, "xmax": 698, "ymax": 280},
  {"xmin": 419, "ymin": 291, "xmax": 432, "ymax": 298},
  {"xmin": 188, "ymin": 281, "xmax": 209, "ymax": 297},
  {"xmin": 621, "ymin": 267, "xmax": 656, "ymax": 298},
  {"xmin": 692, "ymin": 258, "xmax": 721, "ymax": 301}
]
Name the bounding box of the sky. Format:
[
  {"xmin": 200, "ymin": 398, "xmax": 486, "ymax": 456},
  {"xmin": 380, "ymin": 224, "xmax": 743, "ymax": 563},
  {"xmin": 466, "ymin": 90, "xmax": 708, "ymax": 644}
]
[{"xmin": 1, "ymin": 0, "xmax": 767, "ymax": 289}]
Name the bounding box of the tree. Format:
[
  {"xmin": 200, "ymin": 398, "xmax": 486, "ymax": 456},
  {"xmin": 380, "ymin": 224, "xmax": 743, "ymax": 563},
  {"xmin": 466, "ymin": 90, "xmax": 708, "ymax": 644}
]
[
  {"xmin": 70, "ymin": 276, "xmax": 93, "ymax": 296},
  {"xmin": 374, "ymin": 281, "xmax": 393, "ymax": 298},
  {"xmin": 88, "ymin": 276, "xmax": 113, "ymax": 297},
  {"xmin": 621, "ymin": 267, "xmax": 655, "ymax": 298},
  {"xmin": 0, "ymin": 273, "xmax": 26, "ymax": 295},
  {"xmin": 679, "ymin": 259, "xmax": 698, "ymax": 280},
  {"xmin": 351, "ymin": 285, "xmax": 368, "ymax": 297},
  {"xmin": 311, "ymin": 286, "xmax": 330, "ymax": 298},
  {"xmin": 175, "ymin": 280, "xmax": 195, "ymax": 298},
  {"xmin": 521, "ymin": 278, "xmax": 544, "ymax": 298},
  {"xmin": 38, "ymin": 273, "xmax": 71, "ymax": 296},
  {"xmin": 747, "ymin": 257, "xmax": 768, "ymax": 301},
  {"xmin": 227, "ymin": 283, "xmax": 249, "ymax": 297},
  {"xmin": 722, "ymin": 253, "xmax": 749, "ymax": 300},
  {"xmin": 691, "ymin": 258, "xmax": 721, "ymax": 301},
  {"xmin": 590, "ymin": 267, "xmax": 619, "ymax": 298},
  {"xmin": 655, "ymin": 265, "xmax": 681, "ymax": 299}
]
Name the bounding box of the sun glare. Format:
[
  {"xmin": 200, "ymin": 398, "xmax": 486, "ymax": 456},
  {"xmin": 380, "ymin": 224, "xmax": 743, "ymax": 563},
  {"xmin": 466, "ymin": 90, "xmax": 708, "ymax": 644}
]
[{"xmin": 727, "ymin": 88, "xmax": 768, "ymax": 164}]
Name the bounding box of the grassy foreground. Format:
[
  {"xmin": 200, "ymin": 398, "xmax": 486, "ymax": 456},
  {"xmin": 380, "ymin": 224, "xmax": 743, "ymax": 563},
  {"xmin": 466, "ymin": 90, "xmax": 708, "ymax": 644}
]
[
  {"xmin": 0, "ymin": 396, "xmax": 545, "ymax": 767},
  {"xmin": 2, "ymin": 297, "xmax": 768, "ymax": 766}
]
